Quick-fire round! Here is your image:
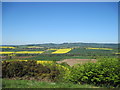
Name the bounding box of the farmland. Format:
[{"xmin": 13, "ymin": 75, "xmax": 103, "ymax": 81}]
[
  {"xmin": 0, "ymin": 43, "xmax": 118, "ymax": 60},
  {"xmin": 1, "ymin": 43, "xmax": 120, "ymax": 88}
]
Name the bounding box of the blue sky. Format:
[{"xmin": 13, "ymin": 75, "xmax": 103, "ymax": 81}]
[{"xmin": 2, "ymin": 2, "xmax": 118, "ymax": 45}]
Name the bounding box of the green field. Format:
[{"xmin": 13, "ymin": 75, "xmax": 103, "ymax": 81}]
[
  {"xmin": 1, "ymin": 46, "xmax": 117, "ymax": 61},
  {"xmin": 19, "ymin": 55, "xmax": 92, "ymax": 61},
  {"xmin": 2, "ymin": 79, "xmax": 99, "ymax": 88}
]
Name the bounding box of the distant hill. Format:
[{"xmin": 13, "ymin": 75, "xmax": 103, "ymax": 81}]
[
  {"xmin": 24, "ymin": 43, "xmax": 118, "ymax": 48},
  {"xmin": 1, "ymin": 43, "xmax": 118, "ymax": 48}
]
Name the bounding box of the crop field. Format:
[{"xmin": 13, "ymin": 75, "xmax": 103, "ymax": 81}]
[
  {"xmin": 0, "ymin": 46, "xmax": 118, "ymax": 61},
  {"xmin": 1, "ymin": 44, "xmax": 120, "ymax": 88},
  {"xmin": 52, "ymin": 48, "xmax": 73, "ymax": 54},
  {"xmin": 86, "ymin": 47, "xmax": 113, "ymax": 50},
  {"xmin": 0, "ymin": 46, "xmax": 16, "ymax": 49}
]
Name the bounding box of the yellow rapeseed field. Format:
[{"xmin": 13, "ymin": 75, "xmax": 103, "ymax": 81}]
[
  {"xmin": 0, "ymin": 51, "xmax": 44, "ymax": 54},
  {"xmin": 0, "ymin": 52, "xmax": 14, "ymax": 54},
  {"xmin": 115, "ymin": 53, "xmax": 120, "ymax": 54},
  {"xmin": 0, "ymin": 46, "xmax": 16, "ymax": 49},
  {"xmin": 52, "ymin": 48, "xmax": 73, "ymax": 54},
  {"xmin": 86, "ymin": 47, "xmax": 113, "ymax": 50},
  {"xmin": 15, "ymin": 51, "xmax": 44, "ymax": 54}
]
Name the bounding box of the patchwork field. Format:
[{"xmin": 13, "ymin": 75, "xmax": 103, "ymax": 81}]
[{"xmin": 1, "ymin": 43, "xmax": 119, "ymax": 88}]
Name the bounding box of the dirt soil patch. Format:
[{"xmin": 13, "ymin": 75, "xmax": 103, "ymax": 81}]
[{"xmin": 57, "ymin": 59, "xmax": 96, "ymax": 66}]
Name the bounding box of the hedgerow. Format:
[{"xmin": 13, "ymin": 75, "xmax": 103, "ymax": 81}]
[
  {"xmin": 2, "ymin": 60, "xmax": 66, "ymax": 82},
  {"xmin": 2, "ymin": 58, "xmax": 120, "ymax": 87},
  {"xmin": 67, "ymin": 58, "xmax": 120, "ymax": 87}
]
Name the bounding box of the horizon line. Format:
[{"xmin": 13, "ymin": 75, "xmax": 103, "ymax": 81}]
[{"xmin": 1, "ymin": 42, "xmax": 118, "ymax": 46}]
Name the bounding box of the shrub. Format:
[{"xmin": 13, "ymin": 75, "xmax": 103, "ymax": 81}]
[
  {"xmin": 68, "ymin": 58, "xmax": 120, "ymax": 87},
  {"xmin": 2, "ymin": 60, "xmax": 67, "ymax": 82},
  {"xmin": 59, "ymin": 62, "xmax": 70, "ymax": 67}
]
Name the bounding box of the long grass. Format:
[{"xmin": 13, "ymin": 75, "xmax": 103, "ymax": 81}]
[{"xmin": 2, "ymin": 79, "xmax": 98, "ymax": 88}]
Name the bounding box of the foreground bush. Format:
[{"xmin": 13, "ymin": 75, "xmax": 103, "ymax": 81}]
[
  {"xmin": 2, "ymin": 58, "xmax": 120, "ymax": 88},
  {"xmin": 2, "ymin": 60, "xmax": 66, "ymax": 82},
  {"xmin": 68, "ymin": 58, "xmax": 120, "ymax": 87}
]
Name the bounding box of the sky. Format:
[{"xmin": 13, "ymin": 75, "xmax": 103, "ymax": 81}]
[{"xmin": 2, "ymin": 2, "xmax": 118, "ymax": 45}]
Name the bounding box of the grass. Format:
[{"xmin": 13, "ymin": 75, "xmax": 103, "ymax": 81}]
[
  {"xmin": 3, "ymin": 55, "xmax": 92, "ymax": 62},
  {"xmin": 2, "ymin": 79, "xmax": 99, "ymax": 88},
  {"xmin": 68, "ymin": 48, "xmax": 115, "ymax": 56},
  {"xmin": 20, "ymin": 55, "xmax": 65, "ymax": 61},
  {"xmin": 18, "ymin": 54, "xmax": 91, "ymax": 61}
]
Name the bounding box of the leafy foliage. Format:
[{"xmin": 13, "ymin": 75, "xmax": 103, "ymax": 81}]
[
  {"xmin": 2, "ymin": 57, "xmax": 120, "ymax": 88},
  {"xmin": 2, "ymin": 60, "xmax": 65, "ymax": 82},
  {"xmin": 67, "ymin": 58, "xmax": 120, "ymax": 87}
]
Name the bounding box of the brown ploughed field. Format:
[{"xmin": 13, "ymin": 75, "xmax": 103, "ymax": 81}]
[{"xmin": 57, "ymin": 59, "xmax": 96, "ymax": 66}]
